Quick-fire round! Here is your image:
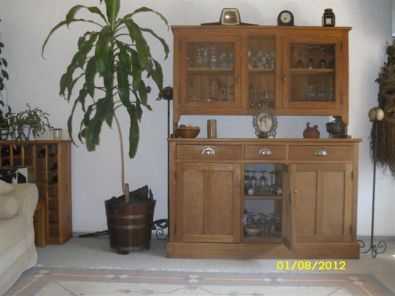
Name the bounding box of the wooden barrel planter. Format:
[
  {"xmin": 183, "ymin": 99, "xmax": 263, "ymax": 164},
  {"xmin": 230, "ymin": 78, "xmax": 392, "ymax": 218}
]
[{"xmin": 105, "ymin": 186, "xmax": 155, "ymax": 254}]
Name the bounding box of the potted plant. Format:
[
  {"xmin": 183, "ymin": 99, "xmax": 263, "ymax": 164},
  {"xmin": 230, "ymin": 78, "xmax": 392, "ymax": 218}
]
[
  {"xmin": 42, "ymin": 0, "xmax": 169, "ymax": 253},
  {"xmin": 8, "ymin": 104, "xmax": 52, "ymax": 139}
]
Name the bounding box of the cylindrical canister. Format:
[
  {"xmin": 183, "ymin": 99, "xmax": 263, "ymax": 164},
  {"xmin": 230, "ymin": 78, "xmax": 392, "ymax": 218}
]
[{"xmin": 207, "ymin": 119, "xmax": 217, "ymax": 138}]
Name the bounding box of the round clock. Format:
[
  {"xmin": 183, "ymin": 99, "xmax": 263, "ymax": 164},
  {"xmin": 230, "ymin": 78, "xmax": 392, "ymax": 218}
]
[
  {"xmin": 278, "ymin": 10, "xmax": 294, "ymax": 26},
  {"xmin": 253, "ymin": 104, "xmax": 278, "ymax": 138}
]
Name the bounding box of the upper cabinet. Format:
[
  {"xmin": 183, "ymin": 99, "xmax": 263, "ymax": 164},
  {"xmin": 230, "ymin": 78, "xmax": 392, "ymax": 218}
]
[
  {"xmin": 172, "ymin": 26, "xmax": 350, "ymax": 124},
  {"xmin": 279, "ymin": 32, "xmax": 348, "ymax": 119},
  {"xmin": 177, "ymin": 32, "xmax": 243, "ymax": 114}
]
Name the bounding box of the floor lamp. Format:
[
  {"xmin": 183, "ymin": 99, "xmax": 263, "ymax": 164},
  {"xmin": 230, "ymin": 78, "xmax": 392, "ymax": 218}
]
[{"xmin": 359, "ymin": 107, "xmax": 388, "ymax": 258}]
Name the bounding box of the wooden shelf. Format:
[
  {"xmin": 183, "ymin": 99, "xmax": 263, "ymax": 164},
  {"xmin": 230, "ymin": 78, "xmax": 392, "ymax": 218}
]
[
  {"xmin": 290, "ymin": 68, "xmax": 334, "ymax": 74},
  {"xmin": 243, "ymin": 235, "xmax": 282, "ymax": 243},
  {"xmin": 245, "ymin": 195, "xmax": 283, "ymax": 200},
  {"xmin": 188, "ymin": 67, "xmax": 233, "ymax": 73},
  {"xmin": 291, "ymin": 98, "xmax": 335, "ymax": 103},
  {"xmin": 248, "ymin": 68, "xmax": 275, "ymax": 73}
]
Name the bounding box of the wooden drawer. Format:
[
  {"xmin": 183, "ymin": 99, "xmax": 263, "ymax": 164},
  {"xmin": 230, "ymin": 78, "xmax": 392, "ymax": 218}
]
[
  {"xmin": 244, "ymin": 144, "xmax": 287, "ymax": 161},
  {"xmin": 288, "ymin": 145, "xmax": 354, "ymax": 162},
  {"xmin": 177, "ymin": 144, "xmax": 242, "ymax": 161}
]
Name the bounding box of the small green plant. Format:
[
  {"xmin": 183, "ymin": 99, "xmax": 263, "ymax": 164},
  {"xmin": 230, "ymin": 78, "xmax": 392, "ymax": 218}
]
[{"xmin": 9, "ymin": 104, "xmax": 52, "ymax": 139}]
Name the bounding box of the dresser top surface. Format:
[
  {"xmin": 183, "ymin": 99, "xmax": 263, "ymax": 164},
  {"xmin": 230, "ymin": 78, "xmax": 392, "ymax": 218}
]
[{"xmin": 169, "ymin": 138, "xmax": 362, "ymax": 144}]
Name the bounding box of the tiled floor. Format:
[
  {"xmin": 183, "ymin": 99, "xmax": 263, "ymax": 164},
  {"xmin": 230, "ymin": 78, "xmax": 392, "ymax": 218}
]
[{"xmin": 37, "ymin": 237, "xmax": 395, "ymax": 293}]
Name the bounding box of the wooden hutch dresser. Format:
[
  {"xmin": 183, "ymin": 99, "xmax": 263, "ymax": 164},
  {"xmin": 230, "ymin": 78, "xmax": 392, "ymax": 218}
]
[
  {"xmin": 0, "ymin": 140, "xmax": 72, "ymax": 247},
  {"xmin": 168, "ymin": 25, "xmax": 361, "ymax": 258}
]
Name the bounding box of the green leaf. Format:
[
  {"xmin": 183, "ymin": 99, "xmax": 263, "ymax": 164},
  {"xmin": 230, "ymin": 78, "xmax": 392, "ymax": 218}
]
[
  {"xmin": 85, "ymin": 56, "xmax": 97, "ymax": 97},
  {"xmin": 116, "ymin": 43, "xmax": 132, "ymax": 108},
  {"xmin": 66, "ymin": 74, "xmax": 84, "ymax": 101},
  {"xmin": 127, "ymin": 105, "xmax": 140, "ymax": 158},
  {"xmin": 137, "ymin": 80, "xmax": 148, "ymax": 105},
  {"xmin": 59, "ymin": 32, "xmax": 98, "ymax": 99},
  {"xmin": 129, "ymin": 48, "xmax": 143, "ymax": 89},
  {"xmin": 124, "ymin": 19, "xmax": 151, "ymax": 68},
  {"xmin": 95, "ymin": 26, "xmax": 112, "ymax": 75},
  {"xmin": 140, "ymin": 27, "xmax": 169, "ymax": 59},
  {"xmin": 66, "ymin": 5, "xmax": 108, "ymax": 24},
  {"xmin": 42, "ymin": 19, "xmax": 102, "ymax": 57},
  {"xmin": 67, "ymin": 86, "xmax": 88, "ymax": 143},
  {"xmin": 105, "ymin": 0, "xmax": 120, "ymax": 24},
  {"xmin": 146, "ymin": 59, "xmax": 163, "ymax": 94},
  {"xmin": 124, "ymin": 6, "xmax": 169, "ymax": 28}
]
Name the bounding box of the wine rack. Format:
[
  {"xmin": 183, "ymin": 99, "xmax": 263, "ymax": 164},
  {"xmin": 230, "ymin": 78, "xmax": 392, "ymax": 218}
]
[{"xmin": 0, "ymin": 140, "xmax": 72, "ymax": 247}]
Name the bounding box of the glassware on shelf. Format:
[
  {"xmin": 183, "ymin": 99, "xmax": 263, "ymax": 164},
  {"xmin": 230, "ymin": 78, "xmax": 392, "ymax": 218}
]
[
  {"xmin": 248, "ymin": 49, "xmax": 275, "ymax": 70},
  {"xmin": 209, "ymin": 46, "xmax": 217, "ymax": 69},
  {"xmin": 201, "ymin": 47, "xmax": 209, "ymax": 67},
  {"xmin": 296, "ymin": 59, "xmax": 304, "ymax": 68},
  {"xmin": 319, "ymin": 59, "xmax": 327, "ymax": 68},
  {"xmin": 194, "ymin": 48, "xmax": 204, "ymax": 67},
  {"xmin": 307, "ymin": 58, "xmax": 314, "ymax": 69}
]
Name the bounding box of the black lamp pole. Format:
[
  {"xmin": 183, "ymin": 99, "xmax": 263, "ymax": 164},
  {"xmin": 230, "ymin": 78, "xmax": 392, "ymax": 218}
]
[{"xmin": 359, "ymin": 107, "xmax": 387, "ymax": 258}]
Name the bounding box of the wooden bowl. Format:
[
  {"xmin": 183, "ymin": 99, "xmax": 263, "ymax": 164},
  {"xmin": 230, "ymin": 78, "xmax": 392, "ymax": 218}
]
[{"xmin": 174, "ymin": 126, "xmax": 200, "ymax": 138}]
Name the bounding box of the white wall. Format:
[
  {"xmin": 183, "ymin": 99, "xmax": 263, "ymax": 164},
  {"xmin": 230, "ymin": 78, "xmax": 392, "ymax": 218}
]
[
  {"xmin": 0, "ymin": 0, "xmax": 394, "ymax": 236},
  {"xmin": 393, "ymin": 0, "xmax": 395, "ymax": 35}
]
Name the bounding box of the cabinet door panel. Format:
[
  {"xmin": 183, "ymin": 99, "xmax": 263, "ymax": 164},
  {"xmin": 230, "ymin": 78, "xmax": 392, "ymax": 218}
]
[
  {"xmin": 293, "ymin": 170, "xmax": 318, "ymax": 240},
  {"xmin": 291, "ymin": 164, "xmax": 353, "ymax": 244},
  {"xmin": 177, "ymin": 163, "xmax": 240, "ymax": 243},
  {"xmin": 181, "ymin": 168, "xmax": 205, "ymax": 238},
  {"xmin": 179, "ymin": 34, "xmax": 242, "ymax": 114},
  {"xmin": 206, "ymin": 170, "xmax": 234, "ymax": 236},
  {"xmin": 318, "ymin": 166, "xmax": 353, "ymax": 241},
  {"xmin": 282, "ymin": 35, "xmax": 345, "ymax": 116}
]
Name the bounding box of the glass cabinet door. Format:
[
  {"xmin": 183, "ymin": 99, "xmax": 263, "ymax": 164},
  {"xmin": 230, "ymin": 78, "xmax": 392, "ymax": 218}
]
[
  {"xmin": 181, "ymin": 37, "xmax": 241, "ymax": 110},
  {"xmin": 247, "ymin": 36, "xmax": 276, "ymax": 110},
  {"xmin": 285, "ymin": 42, "xmax": 339, "ymax": 107}
]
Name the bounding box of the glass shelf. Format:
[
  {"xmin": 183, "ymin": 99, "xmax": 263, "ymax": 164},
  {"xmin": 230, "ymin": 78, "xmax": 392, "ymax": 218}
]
[
  {"xmin": 248, "ymin": 37, "xmax": 276, "ymax": 109},
  {"xmin": 243, "ymin": 163, "xmax": 287, "ymax": 242},
  {"xmin": 288, "ymin": 43, "xmax": 336, "ymax": 103}
]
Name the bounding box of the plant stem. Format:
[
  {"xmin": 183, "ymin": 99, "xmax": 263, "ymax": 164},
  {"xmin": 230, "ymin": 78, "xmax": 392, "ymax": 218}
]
[{"xmin": 114, "ymin": 113, "xmax": 129, "ymax": 202}]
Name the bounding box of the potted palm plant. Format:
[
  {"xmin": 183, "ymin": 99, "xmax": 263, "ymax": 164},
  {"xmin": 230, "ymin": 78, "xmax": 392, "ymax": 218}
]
[{"xmin": 42, "ymin": 0, "xmax": 169, "ymax": 253}]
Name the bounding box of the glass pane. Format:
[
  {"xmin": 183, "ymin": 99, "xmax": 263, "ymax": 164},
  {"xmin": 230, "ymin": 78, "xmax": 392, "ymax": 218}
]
[
  {"xmin": 289, "ymin": 44, "xmax": 335, "ymax": 102},
  {"xmin": 243, "ymin": 164, "xmax": 286, "ymax": 242},
  {"xmin": 248, "ymin": 37, "xmax": 276, "ymax": 109},
  {"xmin": 186, "ymin": 42, "xmax": 235, "ymax": 103}
]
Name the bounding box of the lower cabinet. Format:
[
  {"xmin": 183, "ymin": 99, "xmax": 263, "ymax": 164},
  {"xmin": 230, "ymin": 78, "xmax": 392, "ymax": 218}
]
[
  {"xmin": 289, "ymin": 163, "xmax": 354, "ymax": 244},
  {"xmin": 176, "ymin": 162, "xmax": 241, "ymax": 243},
  {"xmin": 169, "ymin": 139, "xmax": 360, "ymax": 259}
]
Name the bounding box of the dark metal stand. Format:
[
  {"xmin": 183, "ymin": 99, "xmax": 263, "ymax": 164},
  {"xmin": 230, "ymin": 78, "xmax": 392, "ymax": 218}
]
[
  {"xmin": 359, "ymin": 121, "xmax": 387, "ymax": 258},
  {"xmin": 152, "ymin": 87, "xmax": 173, "ymax": 240}
]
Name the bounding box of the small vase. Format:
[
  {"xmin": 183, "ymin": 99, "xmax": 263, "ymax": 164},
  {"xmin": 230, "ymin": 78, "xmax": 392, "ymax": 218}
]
[{"xmin": 303, "ymin": 122, "xmax": 320, "ymax": 139}]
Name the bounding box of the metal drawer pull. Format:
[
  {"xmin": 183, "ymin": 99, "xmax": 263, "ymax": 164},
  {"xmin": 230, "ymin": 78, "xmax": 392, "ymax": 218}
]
[
  {"xmin": 314, "ymin": 149, "xmax": 329, "ymax": 157},
  {"xmin": 201, "ymin": 146, "xmax": 216, "ymax": 156},
  {"xmin": 258, "ymin": 147, "xmax": 273, "ymax": 156}
]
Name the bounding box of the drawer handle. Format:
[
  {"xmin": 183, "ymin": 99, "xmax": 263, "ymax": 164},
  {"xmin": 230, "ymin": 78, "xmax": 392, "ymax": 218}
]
[
  {"xmin": 258, "ymin": 148, "xmax": 273, "ymax": 156},
  {"xmin": 314, "ymin": 149, "xmax": 329, "ymax": 157},
  {"xmin": 201, "ymin": 146, "xmax": 216, "ymax": 156}
]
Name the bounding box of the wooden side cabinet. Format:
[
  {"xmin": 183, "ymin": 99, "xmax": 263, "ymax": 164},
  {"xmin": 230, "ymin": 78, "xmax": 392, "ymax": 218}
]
[
  {"xmin": 175, "ymin": 162, "xmax": 241, "ymax": 243},
  {"xmin": 0, "ymin": 140, "xmax": 72, "ymax": 246}
]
